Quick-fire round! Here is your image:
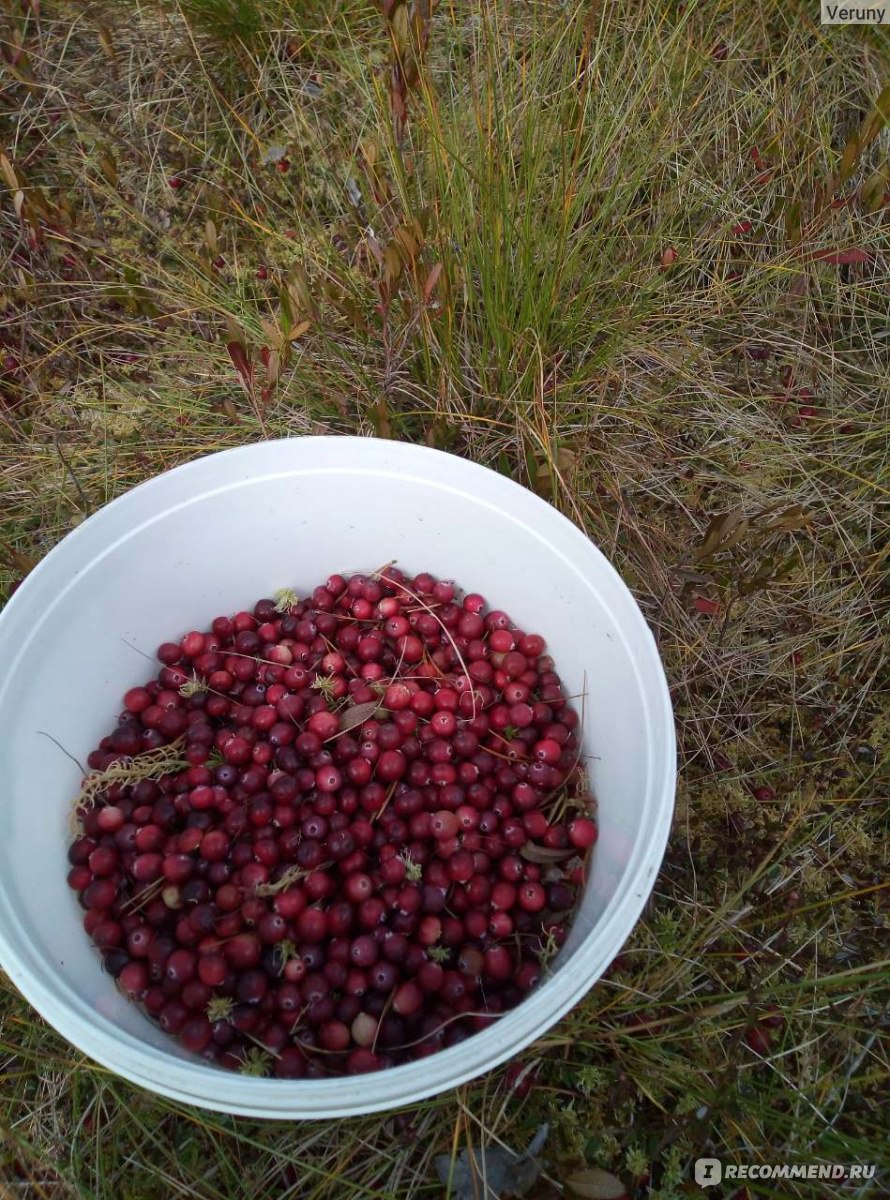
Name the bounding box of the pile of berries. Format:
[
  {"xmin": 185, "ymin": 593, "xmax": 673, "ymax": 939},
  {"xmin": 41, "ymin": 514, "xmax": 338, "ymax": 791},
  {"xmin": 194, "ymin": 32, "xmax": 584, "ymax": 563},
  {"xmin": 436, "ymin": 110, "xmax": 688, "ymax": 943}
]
[{"xmin": 66, "ymin": 568, "xmax": 597, "ymax": 1077}]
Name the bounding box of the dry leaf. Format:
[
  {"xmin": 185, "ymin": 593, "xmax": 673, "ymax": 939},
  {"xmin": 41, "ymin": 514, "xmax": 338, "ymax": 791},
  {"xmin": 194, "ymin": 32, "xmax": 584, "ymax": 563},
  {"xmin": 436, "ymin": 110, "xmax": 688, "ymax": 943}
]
[
  {"xmin": 435, "ymin": 1125, "xmax": 548, "ymax": 1200},
  {"xmin": 565, "ymin": 1167, "xmax": 627, "ymax": 1199},
  {"xmin": 259, "ymin": 317, "xmax": 283, "ymax": 350},
  {"xmin": 521, "ymin": 845, "xmax": 575, "ymax": 864},
  {"xmin": 204, "ymin": 219, "xmax": 218, "ymax": 254},
  {"xmin": 858, "ymin": 82, "xmax": 890, "ymax": 151},
  {"xmin": 422, "ymin": 262, "xmax": 443, "ymax": 302},
  {"xmin": 223, "ymin": 316, "xmax": 245, "ymax": 347},
  {"xmin": 288, "ymin": 320, "xmax": 311, "ymax": 342},
  {"xmin": 383, "ymin": 242, "xmax": 402, "ymax": 289},
  {"xmin": 861, "ymin": 168, "xmax": 888, "ymax": 213},
  {"xmin": 24, "ymin": 186, "xmax": 55, "ymax": 221},
  {"xmin": 97, "ymin": 25, "xmax": 116, "ymax": 59},
  {"xmin": 696, "ymin": 507, "xmax": 747, "ymax": 558},
  {"xmin": 393, "ymin": 220, "xmax": 423, "ymax": 264},
  {"xmin": 673, "ymin": 567, "xmax": 714, "ymax": 586},
  {"xmin": 784, "ymin": 199, "xmax": 802, "ymax": 245},
  {"xmin": 337, "ymin": 701, "xmax": 381, "ymax": 734},
  {"xmin": 0, "ymin": 153, "xmax": 20, "ymax": 191},
  {"xmin": 287, "ymin": 265, "xmax": 313, "ymax": 316},
  {"xmin": 97, "ymin": 150, "xmax": 118, "ymax": 186},
  {"xmin": 1, "ymin": 543, "xmax": 37, "ymax": 575},
  {"xmin": 265, "ymin": 350, "xmax": 281, "ymax": 387},
  {"xmin": 555, "ymin": 446, "xmax": 577, "ymax": 473},
  {"xmin": 837, "ymin": 136, "xmax": 861, "ymax": 184},
  {"xmin": 390, "ymin": 3, "xmax": 410, "ymax": 54},
  {"xmin": 760, "ymin": 504, "xmax": 811, "ymax": 533}
]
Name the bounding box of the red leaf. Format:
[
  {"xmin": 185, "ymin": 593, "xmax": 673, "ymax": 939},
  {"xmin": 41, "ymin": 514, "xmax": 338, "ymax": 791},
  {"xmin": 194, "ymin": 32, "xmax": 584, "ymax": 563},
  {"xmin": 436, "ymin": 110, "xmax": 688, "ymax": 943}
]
[
  {"xmin": 811, "ymin": 248, "xmax": 871, "ymax": 265},
  {"xmin": 226, "ymin": 340, "xmax": 252, "ymax": 388},
  {"xmin": 693, "ymin": 596, "xmax": 720, "ymax": 615}
]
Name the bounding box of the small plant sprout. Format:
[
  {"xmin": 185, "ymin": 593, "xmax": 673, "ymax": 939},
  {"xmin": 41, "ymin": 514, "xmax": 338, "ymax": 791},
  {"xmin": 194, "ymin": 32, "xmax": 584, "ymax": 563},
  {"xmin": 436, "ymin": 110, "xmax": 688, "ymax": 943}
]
[
  {"xmin": 273, "ymin": 588, "xmax": 299, "ymax": 613},
  {"xmin": 178, "ymin": 677, "xmax": 208, "ymax": 698},
  {"xmin": 399, "ymin": 851, "xmax": 423, "ymax": 881},
  {"xmin": 206, "ymin": 996, "xmax": 235, "ymax": 1023},
  {"xmin": 238, "ymin": 1047, "xmax": 274, "ymax": 1077},
  {"xmin": 71, "ymin": 737, "xmax": 188, "ymax": 814}
]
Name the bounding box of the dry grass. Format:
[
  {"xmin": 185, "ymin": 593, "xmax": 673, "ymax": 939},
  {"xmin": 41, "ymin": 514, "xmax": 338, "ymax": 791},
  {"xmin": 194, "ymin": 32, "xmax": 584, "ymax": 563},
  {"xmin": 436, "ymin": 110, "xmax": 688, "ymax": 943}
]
[{"xmin": 1, "ymin": 0, "xmax": 888, "ymax": 1196}]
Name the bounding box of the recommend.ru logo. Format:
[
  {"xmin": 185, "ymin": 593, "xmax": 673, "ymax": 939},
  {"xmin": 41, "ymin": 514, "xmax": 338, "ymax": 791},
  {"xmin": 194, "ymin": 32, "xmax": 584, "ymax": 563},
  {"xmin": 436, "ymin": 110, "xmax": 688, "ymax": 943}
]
[{"xmin": 694, "ymin": 1159, "xmax": 877, "ymax": 1187}]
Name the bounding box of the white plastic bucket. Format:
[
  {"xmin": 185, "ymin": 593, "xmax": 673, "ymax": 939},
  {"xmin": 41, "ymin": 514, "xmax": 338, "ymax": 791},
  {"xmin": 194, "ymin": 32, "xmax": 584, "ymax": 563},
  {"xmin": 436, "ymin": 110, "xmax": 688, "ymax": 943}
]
[{"xmin": 0, "ymin": 437, "xmax": 675, "ymax": 1118}]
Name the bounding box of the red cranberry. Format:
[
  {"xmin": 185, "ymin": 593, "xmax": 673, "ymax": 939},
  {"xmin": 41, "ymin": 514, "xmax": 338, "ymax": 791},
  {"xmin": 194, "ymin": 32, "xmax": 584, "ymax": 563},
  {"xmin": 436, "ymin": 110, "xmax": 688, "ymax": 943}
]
[
  {"xmin": 745, "ymin": 1026, "xmax": 772, "ymax": 1055},
  {"xmin": 568, "ymin": 816, "xmax": 597, "ymax": 848},
  {"xmin": 392, "ymin": 981, "xmax": 423, "ymax": 1016}
]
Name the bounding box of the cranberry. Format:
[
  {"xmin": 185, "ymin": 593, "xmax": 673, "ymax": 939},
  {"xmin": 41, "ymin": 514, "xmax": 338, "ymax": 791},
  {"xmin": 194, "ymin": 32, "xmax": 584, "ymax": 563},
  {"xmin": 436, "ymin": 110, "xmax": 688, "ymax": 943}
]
[
  {"xmin": 318, "ymin": 1020, "xmax": 351, "ymax": 1051},
  {"xmin": 518, "ymin": 881, "xmax": 546, "ymax": 912},
  {"xmin": 377, "ymin": 750, "xmax": 407, "ymax": 781},
  {"xmin": 123, "ymin": 687, "xmax": 153, "ymax": 714},
  {"xmin": 296, "ymin": 908, "xmax": 328, "ymax": 941},
  {"xmin": 533, "ymin": 738, "xmax": 562, "ymax": 765},
  {"xmin": 197, "ymin": 955, "xmax": 227, "ymax": 987},
  {"xmin": 568, "ymin": 816, "xmax": 597, "ymax": 848},
  {"xmin": 119, "ymin": 961, "xmax": 149, "ymax": 995},
  {"xmin": 547, "ymin": 882, "xmax": 574, "ymax": 910},
  {"xmin": 307, "ymin": 710, "xmax": 339, "ymax": 740},
  {"xmin": 225, "ymin": 933, "xmax": 260, "ymax": 969},
  {"xmin": 346, "ymin": 1048, "xmax": 381, "ymax": 1074},
  {"xmin": 369, "ymin": 961, "xmax": 399, "ymax": 993},
  {"xmin": 447, "ymin": 851, "xmax": 474, "ymax": 883},
  {"xmin": 392, "ymin": 981, "xmax": 423, "ymax": 1016},
  {"xmin": 316, "ymin": 765, "xmax": 343, "ymax": 793},
  {"xmin": 490, "ymin": 881, "xmax": 517, "ymax": 911},
  {"xmin": 744, "ymin": 1026, "xmax": 772, "ymax": 1055}
]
